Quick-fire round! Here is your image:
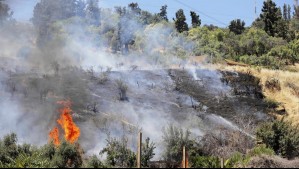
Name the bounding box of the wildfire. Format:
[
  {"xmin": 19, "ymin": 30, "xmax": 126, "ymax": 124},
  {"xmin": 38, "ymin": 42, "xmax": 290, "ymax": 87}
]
[
  {"xmin": 49, "ymin": 127, "xmax": 60, "ymax": 146},
  {"xmin": 49, "ymin": 100, "xmax": 80, "ymax": 146}
]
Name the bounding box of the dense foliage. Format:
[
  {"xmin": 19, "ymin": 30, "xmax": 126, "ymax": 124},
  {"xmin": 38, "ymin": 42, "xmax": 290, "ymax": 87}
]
[
  {"xmin": 27, "ymin": 0, "xmax": 299, "ymax": 69},
  {"xmin": 257, "ymin": 119, "xmax": 299, "ymax": 159},
  {"xmin": 0, "ymin": 134, "xmax": 83, "ymax": 168}
]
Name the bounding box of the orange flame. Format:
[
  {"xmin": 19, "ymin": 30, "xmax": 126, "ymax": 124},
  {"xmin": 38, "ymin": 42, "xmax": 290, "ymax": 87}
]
[
  {"xmin": 49, "ymin": 127, "xmax": 60, "ymax": 146},
  {"xmin": 48, "ymin": 100, "xmax": 80, "ymax": 146},
  {"xmin": 57, "ymin": 100, "xmax": 80, "ymax": 144}
]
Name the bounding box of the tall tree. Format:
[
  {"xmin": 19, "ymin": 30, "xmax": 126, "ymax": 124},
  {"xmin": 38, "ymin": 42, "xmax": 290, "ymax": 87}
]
[
  {"xmin": 32, "ymin": 0, "xmax": 79, "ymax": 46},
  {"xmin": 294, "ymin": 4, "xmax": 299, "ymax": 19},
  {"xmin": 276, "ymin": 8, "xmax": 289, "ymax": 39},
  {"xmin": 276, "ymin": 19, "xmax": 288, "ymax": 39},
  {"xmin": 0, "ymin": 0, "xmax": 13, "ymax": 25},
  {"xmin": 114, "ymin": 6, "xmax": 136, "ymax": 54},
  {"xmin": 283, "ymin": 4, "xmax": 288, "ymax": 20},
  {"xmin": 174, "ymin": 9, "xmax": 189, "ymax": 33},
  {"xmin": 76, "ymin": 0, "xmax": 86, "ymax": 18},
  {"xmin": 86, "ymin": 0, "xmax": 100, "ymax": 26},
  {"xmin": 159, "ymin": 5, "xmax": 168, "ymax": 22},
  {"xmin": 229, "ymin": 19, "xmax": 245, "ymax": 35},
  {"xmin": 128, "ymin": 2, "xmax": 141, "ymax": 15},
  {"xmin": 283, "ymin": 4, "xmax": 289, "ymax": 20},
  {"xmin": 260, "ymin": 0, "xmax": 282, "ymax": 36},
  {"xmin": 190, "ymin": 11, "xmax": 201, "ymax": 28},
  {"xmin": 288, "ymin": 4, "xmax": 291, "ymax": 20}
]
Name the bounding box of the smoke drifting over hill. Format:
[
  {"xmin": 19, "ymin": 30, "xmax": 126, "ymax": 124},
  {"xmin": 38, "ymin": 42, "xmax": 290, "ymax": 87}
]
[{"xmin": 0, "ymin": 1, "xmax": 269, "ymax": 160}]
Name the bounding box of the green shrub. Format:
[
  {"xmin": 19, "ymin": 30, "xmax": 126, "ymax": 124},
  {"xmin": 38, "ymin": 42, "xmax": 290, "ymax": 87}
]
[
  {"xmin": 256, "ymin": 119, "xmax": 299, "ymax": 159},
  {"xmin": 85, "ymin": 155, "xmax": 104, "ymax": 168},
  {"xmin": 224, "ymin": 145, "xmax": 274, "ymax": 168},
  {"xmin": 248, "ymin": 144, "xmax": 274, "ymax": 157},
  {"xmin": 191, "ymin": 156, "xmax": 220, "ymax": 168},
  {"xmin": 50, "ymin": 141, "xmax": 83, "ymax": 168},
  {"xmin": 225, "ymin": 152, "xmax": 246, "ymax": 168},
  {"xmin": 162, "ymin": 124, "xmax": 203, "ymax": 164},
  {"xmin": 100, "ymin": 136, "xmax": 136, "ymax": 168}
]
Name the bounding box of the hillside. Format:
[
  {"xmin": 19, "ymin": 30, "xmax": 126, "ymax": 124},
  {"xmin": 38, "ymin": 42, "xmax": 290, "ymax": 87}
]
[{"xmin": 1, "ymin": 0, "xmax": 299, "ymax": 168}]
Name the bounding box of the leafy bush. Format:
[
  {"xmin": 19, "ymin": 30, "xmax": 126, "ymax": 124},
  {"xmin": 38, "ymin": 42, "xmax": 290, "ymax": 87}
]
[
  {"xmin": 50, "ymin": 141, "xmax": 83, "ymax": 168},
  {"xmin": 224, "ymin": 145, "xmax": 274, "ymax": 168},
  {"xmin": 0, "ymin": 134, "xmax": 52, "ymax": 168},
  {"xmin": 85, "ymin": 155, "xmax": 105, "ymax": 168},
  {"xmin": 248, "ymin": 144, "xmax": 275, "ymax": 157},
  {"xmin": 225, "ymin": 152, "xmax": 246, "ymax": 168},
  {"xmin": 141, "ymin": 137, "xmax": 156, "ymax": 167},
  {"xmin": 162, "ymin": 125, "xmax": 202, "ymax": 164},
  {"xmin": 116, "ymin": 79, "xmax": 128, "ymax": 101},
  {"xmin": 191, "ymin": 156, "xmax": 220, "ymax": 168},
  {"xmin": 256, "ymin": 119, "xmax": 299, "ymax": 159},
  {"xmin": 257, "ymin": 55, "xmax": 282, "ymax": 69},
  {"xmin": 100, "ymin": 136, "xmax": 136, "ymax": 168}
]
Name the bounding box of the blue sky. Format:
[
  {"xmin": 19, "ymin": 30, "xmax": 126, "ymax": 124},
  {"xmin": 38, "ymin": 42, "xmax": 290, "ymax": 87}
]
[{"xmin": 8, "ymin": 0, "xmax": 295, "ymax": 27}]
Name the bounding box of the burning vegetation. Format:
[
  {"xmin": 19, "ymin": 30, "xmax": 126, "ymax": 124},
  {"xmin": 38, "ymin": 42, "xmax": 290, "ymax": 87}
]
[
  {"xmin": 1, "ymin": 0, "xmax": 299, "ymax": 168},
  {"xmin": 49, "ymin": 100, "xmax": 80, "ymax": 146}
]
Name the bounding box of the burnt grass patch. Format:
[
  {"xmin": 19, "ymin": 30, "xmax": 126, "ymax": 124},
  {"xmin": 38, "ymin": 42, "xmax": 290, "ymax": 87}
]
[{"xmin": 169, "ymin": 69, "xmax": 274, "ymax": 123}]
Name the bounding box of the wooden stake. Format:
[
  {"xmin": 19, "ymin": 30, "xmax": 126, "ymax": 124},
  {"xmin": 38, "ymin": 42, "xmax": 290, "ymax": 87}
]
[
  {"xmin": 220, "ymin": 158, "xmax": 224, "ymax": 168},
  {"xmin": 137, "ymin": 132, "xmax": 142, "ymax": 168},
  {"xmin": 182, "ymin": 146, "xmax": 186, "ymax": 168}
]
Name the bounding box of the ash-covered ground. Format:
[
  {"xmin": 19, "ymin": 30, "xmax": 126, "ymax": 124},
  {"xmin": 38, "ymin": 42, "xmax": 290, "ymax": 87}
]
[{"xmin": 0, "ymin": 60, "xmax": 271, "ymax": 158}]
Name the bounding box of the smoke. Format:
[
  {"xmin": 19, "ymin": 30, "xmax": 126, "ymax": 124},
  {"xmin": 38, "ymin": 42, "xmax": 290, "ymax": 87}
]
[
  {"xmin": 0, "ymin": 1, "xmax": 268, "ymax": 161},
  {"xmin": 0, "ymin": 71, "xmax": 55, "ymax": 146}
]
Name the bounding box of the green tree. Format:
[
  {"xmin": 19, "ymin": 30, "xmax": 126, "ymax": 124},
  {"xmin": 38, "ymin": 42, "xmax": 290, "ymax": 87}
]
[
  {"xmin": 174, "ymin": 9, "xmax": 189, "ymax": 33},
  {"xmin": 116, "ymin": 6, "xmax": 136, "ymax": 54},
  {"xmin": 100, "ymin": 136, "xmax": 136, "ymax": 168},
  {"xmin": 76, "ymin": 0, "xmax": 86, "ymax": 17},
  {"xmin": 289, "ymin": 39, "xmax": 299, "ymax": 64},
  {"xmin": 260, "ymin": 0, "xmax": 282, "ymax": 37},
  {"xmin": 128, "ymin": 2, "xmax": 141, "ymax": 16},
  {"xmin": 0, "ymin": 0, "xmax": 13, "ymax": 25},
  {"xmin": 190, "ymin": 11, "xmax": 201, "ymax": 28},
  {"xmin": 288, "ymin": 5, "xmax": 291, "ymax": 20},
  {"xmin": 32, "ymin": 0, "xmax": 79, "ymax": 46},
  {"xmin": 229, "ymin": 19, "xmax": 245, "ymax": 35},
  {"xmin": 276, "ymin": 19, "xmax": 289, "ymax": 40},
  {"xmin": 294, "ymin": 4, "xmax": 299, "ymax": 19},
  {"xmin": 139, "ymin": 10, "xmax": 154, "ymax": 25},
  {"xmin": 0, "ymin": 133, "xmax": 19, "ymax": 164},
  {"xmin": 50, "ymin": 141, "xmax": 83, "ymax": 168},
  {"xmin": 283, "ymin": 4, "xmax": 288, "ymax": 20},
  {"xmin": 141, "ymin": 137, "xmax": 156, "ymax": 167},
  {"xmin": 86, "ymin": 0, "xmax": 101, "ymax": 26},
  {"xmin": 252, "ymin": 17, "xmax": 265, "ymax": 29},
  {"xmin": 159, "ymin": 5, "xmax": 168, "ymax": 22},
  {"xmin": 85, "ymin": 155, "xmax": 104, "ymax": 168},
  {"xmin": 162, "ymin": 125, "xmax": 202, "ymax": 165}
]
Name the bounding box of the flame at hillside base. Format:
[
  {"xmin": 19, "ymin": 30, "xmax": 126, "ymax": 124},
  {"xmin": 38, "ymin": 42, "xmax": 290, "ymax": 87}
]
[
  {"xmin": 49, "ymin": 127, "xmax": 60, "ymax": 146},
  {"xmin": 49, "ymin": 100, "xmax": 80, "ymax": 145},
  {"xmin": 57, "ymin": 100, "xmax": 80, "ymax": 143}
]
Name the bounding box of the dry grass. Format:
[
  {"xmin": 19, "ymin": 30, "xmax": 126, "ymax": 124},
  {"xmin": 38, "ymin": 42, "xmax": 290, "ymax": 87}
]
[
  {"xmin": 220, "ymin": 65, "xmax": 299, "ymax": 124},
  {"xmin": 246, "ymin": 155, "xmax": 299, "ymax": 168}
]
